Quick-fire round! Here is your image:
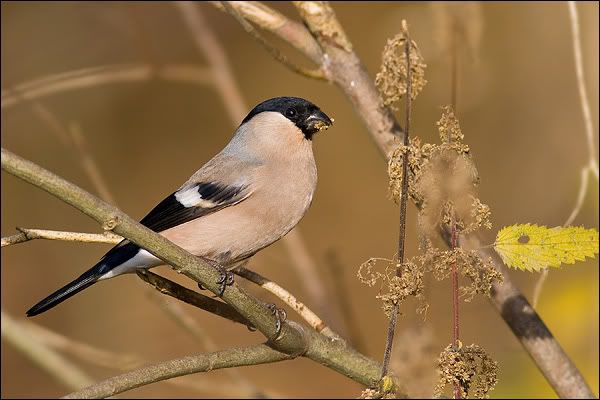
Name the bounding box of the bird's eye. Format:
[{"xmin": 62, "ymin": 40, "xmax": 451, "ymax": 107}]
[{"xmin": 285, "ymin": 108, "xmax": 297, "ymax": 118}]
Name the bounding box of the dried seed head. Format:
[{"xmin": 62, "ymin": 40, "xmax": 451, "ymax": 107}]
[
  {"xmin": 376, "ymin": 32, "xmax": 427, "ymax": 108},
  {"xmin": 435, "ymin": 343, "xmax": 498, "ymax": 398}
]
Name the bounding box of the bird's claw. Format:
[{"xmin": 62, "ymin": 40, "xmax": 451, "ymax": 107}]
[
  {"xmin": 198, "ymin": 256, "xmax": 235, "ymax": 297},
  {"xmin": 266, "ymin": 303, "xmax": 287, "ymax": 340},
  {"xmin": 216, "ymin": 269, "xmax": 235, "ymax": 297}
]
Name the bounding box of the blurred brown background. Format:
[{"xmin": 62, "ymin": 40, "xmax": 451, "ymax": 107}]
[{"xmin": 1, "ymin": 1, "xmax": 598, "ymax": 398}]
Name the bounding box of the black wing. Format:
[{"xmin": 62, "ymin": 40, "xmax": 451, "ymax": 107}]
[{"xmin": 140, "ymin": 182, "xmax": 249, "ymax": 232}]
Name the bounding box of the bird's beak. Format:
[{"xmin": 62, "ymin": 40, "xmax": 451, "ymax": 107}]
[{"xmin": 306, "ymin": 109, "xmax": 334, "ymax": 133}]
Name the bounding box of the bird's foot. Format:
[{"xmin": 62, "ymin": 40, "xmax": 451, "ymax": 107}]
[
  {"xmin": 266, "ymin": 303, "xmax": 287, "ymax": 340},
  {"xmin": 196, "ymin": 257, "xmax": 235, "ymax": 296},
  {"xmin": 216, "ymin": 268, "xmax": 235, "ymax": 296}
]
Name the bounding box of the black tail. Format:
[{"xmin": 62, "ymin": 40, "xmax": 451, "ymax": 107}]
[{"xmin": 26, "ymin": 266, "xmax": 103, "ymax": 317}]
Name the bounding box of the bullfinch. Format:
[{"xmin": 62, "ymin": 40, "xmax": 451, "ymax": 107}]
[{"xmin": 27, "ymin": 96, "xmax": 333, "ymax": 317}]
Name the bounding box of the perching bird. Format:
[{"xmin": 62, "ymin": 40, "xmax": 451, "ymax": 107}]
[{"xmin": 27, "ymin": 96, "xmax": 332, "ymax": 317}]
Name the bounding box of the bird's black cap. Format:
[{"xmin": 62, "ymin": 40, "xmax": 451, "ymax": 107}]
[{"xmin": 242, "ymin": 96, "xmax": 333, "ymax": 140}]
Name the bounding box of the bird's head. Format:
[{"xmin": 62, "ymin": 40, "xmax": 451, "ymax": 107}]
[{"xmin": 241, "ymin": 96, "xmax": 333, "ymax": 141}]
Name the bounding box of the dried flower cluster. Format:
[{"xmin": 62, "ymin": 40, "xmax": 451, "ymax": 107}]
[
  {"xmin": 376, "ymin": 260, "xmax": 425, "ymax": 318},
  {"xmin": 357, "ymin": 258, "xmax": 427, "ymax": 319},
  {"xmin": 420, "ymin": 244, "xmax": 503, "ymax": 301},
  {"xmin": 375, "ymin": 33, "xmax": 427, "ymax": 107},
  {"xmin": 361, "ymin": 105, "xmax": 503, "ymax": 396},
  {"xmin": 435, "ymin": 343, "xmax": 498, "ymax": 398}
]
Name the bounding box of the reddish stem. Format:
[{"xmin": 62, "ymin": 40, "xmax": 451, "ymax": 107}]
[{"xmin": 451, "ymin": 220, "xmax": 461, "ymax": 399}]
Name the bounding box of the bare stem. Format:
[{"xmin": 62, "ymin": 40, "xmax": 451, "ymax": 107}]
[
  {"xmin": 451, "ymin": 222, "xmax": 461, "ymax": 399},
  {"xmin": 380, "ymin": 20, "xmax": 412, "ymax": 380},
  {"xmin": 1, "ymin": 228, "xmax": 122, "ymax": 247}
]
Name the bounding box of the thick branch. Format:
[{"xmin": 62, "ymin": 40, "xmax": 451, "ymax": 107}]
[
  {"xmin": 63, "ymin": 344, "xmax": 290, "ymax": 399},
  {"xmin": 1, "ymin": 147, "xmax": 395, "ymax": 392}
]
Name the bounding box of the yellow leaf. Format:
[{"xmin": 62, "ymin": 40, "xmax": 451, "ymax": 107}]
[{"xmin": 493, "ymin": 224, "xmax": 599, "ymax": 272}]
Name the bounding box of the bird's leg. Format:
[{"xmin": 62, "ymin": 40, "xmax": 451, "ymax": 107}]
[
  {"xmin": 196, "ymin": 256, "xmax": 235, "ymax": 296},
  {"xmin": 266, "ymin": 303, "xmax": 287, "ymax": 340}
]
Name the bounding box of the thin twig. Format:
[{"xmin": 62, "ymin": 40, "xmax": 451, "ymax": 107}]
[
  {"xmin": 234, "ymin": 266, "xmax": 340, "ymax": 340},
  {"xmin": 1, "ymin": 228, "xmax": 122, "ymax": 247},
  {"xmin": 380, "ymin": 20, "xmax": 412, "ymax": 380},
  {"xmin": 1, "ymin": 310, "xmax": 95, "ymax": 390},
  {"xmin": 220, "ymin": 1, "xmax": 325, "ymax": 80},
  {"xmin": 449, "ymin": 28, "xmax": 461, "ymax": 394},
  {"xmin": 568, "ymin": 1, "xmax": 598, "ymax": 176}
]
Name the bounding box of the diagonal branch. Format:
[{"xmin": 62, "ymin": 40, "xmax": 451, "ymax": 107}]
[{"xmin": 1, "ymin": 147, "xmax": 396, "ymax": 393}]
